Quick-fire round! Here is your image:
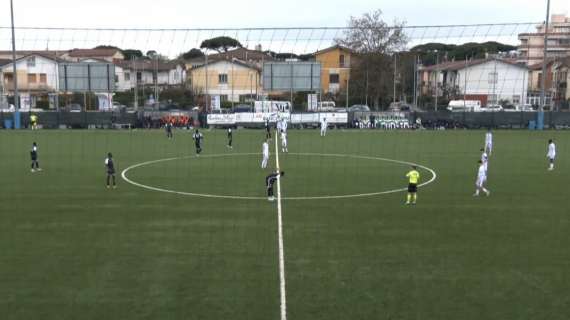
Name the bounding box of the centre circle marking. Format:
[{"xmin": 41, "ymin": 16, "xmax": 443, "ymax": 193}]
[{"xmin": 121, "ymin": 153, "xmax": 437, "ymax": 200}]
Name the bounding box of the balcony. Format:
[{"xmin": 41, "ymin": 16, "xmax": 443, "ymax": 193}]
[{"xmin": 2, "ymin": 81, "xmax": 53, "ymax": 91}]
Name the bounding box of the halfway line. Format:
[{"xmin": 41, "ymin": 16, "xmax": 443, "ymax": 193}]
[{"xmin": 275, "ymin": 132, "xmax": 287, "ymax": 320}]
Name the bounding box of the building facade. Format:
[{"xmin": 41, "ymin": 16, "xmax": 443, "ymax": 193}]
[
  {"xmin": 114, "ymin": 60, "xmax": 186, "ymax": 92},
  {"xmin": 0, "ymin": 54, "xmax": 60, "ymax": 110},
  {"xmin": 518, "ymin": 14, "xmax": 570, "ymax": 65},
  {"xmin": 420, "ymin": 58, "xmax": 529, "ymax": 106},
  {"xmin": 189, "ymin": 59, "xmax": 261, "ymax": 103},
  {"xmin": 314, "ymin": 45, "xmax": 352, "ymax": 95}
]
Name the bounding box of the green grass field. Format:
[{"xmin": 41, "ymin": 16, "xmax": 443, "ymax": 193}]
[{"xmin": 0, "ymin": 128, "xmax": 569, "ymax": 320}]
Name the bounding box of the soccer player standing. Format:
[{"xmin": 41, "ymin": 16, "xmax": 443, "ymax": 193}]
[
  {"xmin": 265, "ymin": 119, "xmax": 272, "ymax": 139},
  {"xmin": 227, "ymin": 128, "xmax": 233, "ymax": 149},
  {"xmin": 547, "ymin": 139, "xmax": 556, "ymax": 171},
  {"xmin": 281, "ymin": 130, "xmax": 288, "ymax": 153},
  {"xmin": 480, "ymin": 148, "xmax": 489, "ymax": 174},
  {"xmin": 165, "ymin": 121, "xmax": 173, "ymax": 139},
  {"xmin": 485, "ymin": 128, "xmax": 493, "ymax": 155},
  {"xmin": 474, "ymin": 160, "xmax": 490, "ymax": 197},
  {"xmin": 193, "ymin": 129, "xmax": 204, "ymax": 156},
  {"xmin": 266, "ymin": 171, "xmax": 285, "ymax": 201},
  {"xmin": 105, "ymin": 152, "xmax": 117, "ymax": 189},
  {"xmin": 261, "ymin": 139, "xmax": 270, "ymax": 169},
  {"xmin": 30, "ymin": 142, "xmax": 41, "ymax": 172},
  {"xmin": 405, "ymin": 165, "xmax": 420, "ymax": 205},
  {"xmin": 320, "ymin": 116, "xmax": 328, "ymax": 137}
]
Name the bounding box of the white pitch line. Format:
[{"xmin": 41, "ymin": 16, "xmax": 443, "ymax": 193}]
[
  {"xmin": 275, "ymin": 134, "xmax": 288, "ymax": 320},
  {"xmin": 121, "ymin": 153, "xmax": 437, "ymax": 200}
]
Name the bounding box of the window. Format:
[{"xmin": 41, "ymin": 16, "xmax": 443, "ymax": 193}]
[
  {"xmin": 339, "ymin": 55, "xmax": 345, "ymax": 67},
  {"xmin": 124, "ymin": 72, "xmax": 130, "ymax": 81},
  {"xmin": 27, "ymin": 57, "xmax": 36, "ymax": 67},
  {"xmin": 39, "ymin": 74, "xmax": 47, "ymax": 84},
  {"xmin": 512, "ymin": 95, "xmax": 520, "ymax": 104},
  {"xmin": 27, "ymin": 74, "xmax": 37, "ymax": 83},
  {"xmin": 329, "ymin": 73, "xmax": 340, "ymax": 84},
  {"xmin": 218, "ymin": 73, "xmax": 228, "ymax": 84},
  {"xmin": 220, "ymin": 94, "xmax": 228, "ymax": 102},
  {"xmin": 488, "ymin": 72, "xmax": 498, "ymax": 84},
  {"xmin": 137, "ymin": 72, "xmax": 142, "ymax": 82}
]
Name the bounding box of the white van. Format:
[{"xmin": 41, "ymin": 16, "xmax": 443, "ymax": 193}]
[
  {"xmin": 318, "ymin": 101, "xmax": 336, "ymax": 111},
  {"xmin": 447, "ymin": 100, "xmax": 481, "ymax": 112},
  {"xmin": 254, "ymin": 101, "xmax": 291, "ymax": 113}
]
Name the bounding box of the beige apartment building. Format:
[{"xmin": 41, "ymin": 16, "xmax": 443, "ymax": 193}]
[{"xmin": 518, "ymin": 14, "xmax": 570, "ymax": 65}]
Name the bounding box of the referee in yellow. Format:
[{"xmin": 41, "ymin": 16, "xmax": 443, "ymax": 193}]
[
  {"xmin": 405, "ymin": 165, "xmax": 420, "ymax": 205},
  {"xmin": 30, "ymin": 114, "xmax": 38, "ymax": 130}
]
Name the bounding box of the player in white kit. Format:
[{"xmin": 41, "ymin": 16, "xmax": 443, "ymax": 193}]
[
  {"xmin": 480, "ymin": 148, "xmax": 489, "ymax": 174},
  {"xmin": 320, "ymin": 117, "xmax": 327, "ymax": 137},
  {"xmin": 281, "ymin": 130, "xmax": 288, "ymax": 153},
  {"xmin": 261, "ymin": 139, "xmax": 270, "ymax": 169},
  {"xmin": 485, "ymin": 129, "xmax": 493, "ymax": 155},
  {"xmin": 547, "ymin": 139, "xmax": 556, "ymax": 171},
  {"xmin": 474, "ymin": 160, "xmax": 490, "ymax": 197}
]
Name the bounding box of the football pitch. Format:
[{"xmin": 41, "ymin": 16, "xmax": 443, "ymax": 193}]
[{"xmin": 0, "ymin": 128, "xmax": 569, "ymax": 319}]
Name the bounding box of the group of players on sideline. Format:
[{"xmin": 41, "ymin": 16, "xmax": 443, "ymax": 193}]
[{"xmin": 27, "ymin": 119, "xmax": 558, "ymax": 202}]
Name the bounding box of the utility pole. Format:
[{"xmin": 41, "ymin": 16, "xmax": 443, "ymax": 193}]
[
  {"xmin": 540, "ymin": 0, "xmax": 551, "ymax": 112},
  {"xmin": 133, "ymin": 57, "xmax": 138, "ymax": 110},
  {"xmin": 154, "ymin": 55, "xmax": 159, "ymax": 107},
  {"xmin": 10, "ymin": 0, "xmax": 19, "ymax": 112},
  {"xmin": 205, "ymin": 52, "xmax": 209, "ymax": 111},
  {"xmin": 393, "ymin": 53, "xmax": 397, "ymax": 104},
  {"xmin": 346, "ymin": 75, "xmax": 349, "ymax": 111},
  {"xmin": 413, "ymin": 55, "xmax": 418, "ymax": 108},
  {"xmin": 434, "ymin": 51, "xmax": 439, "ymax": 111},
  {"xmin": 464, "ymin": 56, "xmax": 468, "ymax": 109}
]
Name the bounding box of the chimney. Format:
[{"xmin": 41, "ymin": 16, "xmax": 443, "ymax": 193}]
[{"xmin": 255, "ymin": 44, "xmax": 262, "ymax": 52}]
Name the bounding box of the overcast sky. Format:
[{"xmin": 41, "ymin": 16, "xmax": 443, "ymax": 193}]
[
  {"xmin": 1, "ymin": 0, "xmax": 568, "ymax": 28},
  {"xmin": 1, "ymin": 0, "xmax": 569, "ymax": 55}
]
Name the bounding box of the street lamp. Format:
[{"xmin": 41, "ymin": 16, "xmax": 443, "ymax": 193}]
[
  {"xmin": 540, "ymin": 0, "xmax": 551, "ymax": 112},
  {"xmin": 10, "ymin": 0, "xmax": 19, "ymax": 112},
  {"xmin": 433, "ymin": 50, "xmax": 439, "ymax": 111}
]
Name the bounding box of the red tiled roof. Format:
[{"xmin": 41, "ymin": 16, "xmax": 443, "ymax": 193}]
[
  {"xmin": 68, "ymin": 48, "xmax": 121, "ymax": 57},
  {"xmin": 114, "ymin": 59, "xmax": 181, "ymax": 72},
  {"xmin": 207, "ymin": 48, "xmax": 273, "ymax": 62},
  {"xmin": 421, "ymin": 58, "xmax": 524, "ymax": 72}
]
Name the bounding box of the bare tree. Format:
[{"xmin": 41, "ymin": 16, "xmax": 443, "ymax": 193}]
[{"xmin": 336, "ymin": 10, "xmax": 408, "ymax": 109}]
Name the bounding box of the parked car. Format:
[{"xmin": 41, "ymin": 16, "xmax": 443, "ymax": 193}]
[
  {"xmin": 233, "ymin": 104, "xmax": 253, "ymax": 113},
  {"xmin": 388, "ymin": 102, "xmax": 413, "ymax": 112},
  {"xmin": 64, "ymin": 104, "xmax": 82, "ymax": 112},
  {"xmin": 348, "ymin": 105, "xmax": 370, "ymax": 112},
  {"xmin": 481, "ymin": 105, "xmax": 504, "ymax": 112}
]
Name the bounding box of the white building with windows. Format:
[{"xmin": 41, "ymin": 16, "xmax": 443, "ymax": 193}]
[
  {"xmin": 114, "ymin": 60, "xmax": 186, "ymax": 92},
  {"xmin": 420, "ymin": 58, "xmax": 529, "ymax": 106},
  {"xmin": 189, "ymin": 59, "xmax": 262, "ymax": 103},
  {"xmin": 0, "ymin": 53, "xmax": 60, "ymax": 110}
]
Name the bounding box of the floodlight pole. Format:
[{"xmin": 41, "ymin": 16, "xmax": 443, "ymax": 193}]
[
  {"xmin": 539, "ymin": 0, "xmax": 551, "ymax": 112},
  {"xmin": 10, "ymin": 0, "xmax": 19, "ymax": 111}
]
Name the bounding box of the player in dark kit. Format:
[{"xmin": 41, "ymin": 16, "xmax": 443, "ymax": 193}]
[
  {"xmin": 266, "ymin": 171, "xmax": 285, "ymax": 201},
  {"xmin": 105, "ymin": 152, "xmax": 117, "ymax": 188},
  {"xmin": 165, "ymin": 121, "xmax": 173, "ymax": 139},
  {"xmin": 265, "ymin": 119, "xmax": 271, "ymax": 139},
  {"xmin": 30, "ymin": 142, "xmax": 41, "ymax": 172},
  {"xmin": 193, "ymin": 129, "xmax": 204, "ymax": 155},
  {"xmin": 227, "ymin": 128, "xmax": 233, "ymax": 149}
]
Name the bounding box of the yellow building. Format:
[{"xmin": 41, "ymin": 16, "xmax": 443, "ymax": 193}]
[
  {"xmin": 189, "ymin": 59, "xmax": 262, "ymax": 103},
  {"xmin": 314, "ymin": 45, "xmax": 352, "ymax": 94}
]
